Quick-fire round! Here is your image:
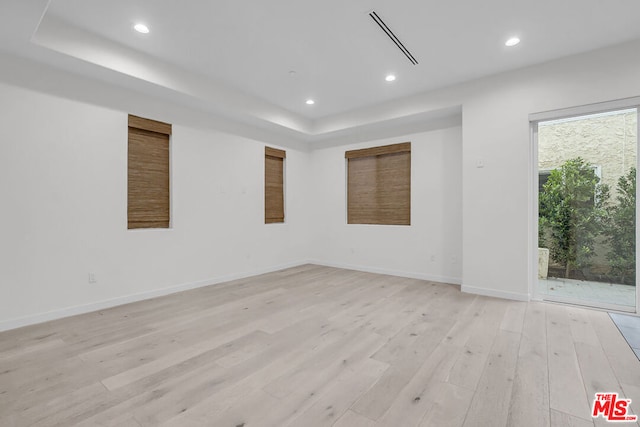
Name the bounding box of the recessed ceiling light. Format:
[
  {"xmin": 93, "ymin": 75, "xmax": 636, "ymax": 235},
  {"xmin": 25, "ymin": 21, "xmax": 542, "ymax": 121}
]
[
  {"xmin": 134, "ymin": 23, "xmax": 150, "ymax": 34},
  {"xmin": 306, "ymin": 99, "xmax": 315, "ymax": 105},
  {"xmin": 505, "ymin": 37, "xmax": 520, "ymax": 47},
  {"xmin": 385, "ymin": 74, "xmax": 396, "ymax": 82}
]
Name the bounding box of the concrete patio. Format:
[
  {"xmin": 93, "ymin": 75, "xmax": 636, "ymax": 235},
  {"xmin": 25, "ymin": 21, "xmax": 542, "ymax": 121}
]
[{"xmin": 538, "ymin": 277, "xmax": 636, "ymax": 308}]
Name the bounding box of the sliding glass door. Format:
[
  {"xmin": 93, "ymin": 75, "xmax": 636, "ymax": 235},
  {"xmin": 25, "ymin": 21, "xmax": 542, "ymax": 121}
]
[{"xmin": 534, "ymin": 107, "xmax": 637, "ymax": 312}]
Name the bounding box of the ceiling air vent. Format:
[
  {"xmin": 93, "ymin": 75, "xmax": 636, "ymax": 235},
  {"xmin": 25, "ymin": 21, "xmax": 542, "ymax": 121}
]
[{"xmin": 369, "ymin": 10, "xmax": 418, "ymax": 65}]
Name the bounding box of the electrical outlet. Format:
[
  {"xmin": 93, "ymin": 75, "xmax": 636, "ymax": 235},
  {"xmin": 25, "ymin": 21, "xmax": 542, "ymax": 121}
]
[{"xmin": 88, "ymin": 273, "xmax": 97, "ymax": 283}]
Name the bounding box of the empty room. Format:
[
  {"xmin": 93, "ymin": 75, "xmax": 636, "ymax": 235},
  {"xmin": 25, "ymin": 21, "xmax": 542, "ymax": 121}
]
[{"xmin": 2, "ymin": 1, "xmax": 640, "ymax": 426}]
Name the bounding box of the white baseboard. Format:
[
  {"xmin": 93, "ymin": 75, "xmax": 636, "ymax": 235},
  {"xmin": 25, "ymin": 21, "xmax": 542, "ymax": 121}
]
[
  {"xmin": 1, "ymin": 261, "xmax": 532, "ymax": 332},
  {"xmin": 0, "ymin": 260, "xmax": 310, "ymax": 332},
  {"xmin": 461, "ymin": 284, "xmax": 530, "ymax": 302},
  {"xmin": 308, "ymin": 259, "xmax": 462, "ymax": 286}
]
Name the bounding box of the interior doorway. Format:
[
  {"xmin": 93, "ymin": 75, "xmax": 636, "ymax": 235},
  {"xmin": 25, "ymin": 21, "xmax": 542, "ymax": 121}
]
[{"xmin": 533, "ymin": 106, "xmax": 638, "ymax": 312}]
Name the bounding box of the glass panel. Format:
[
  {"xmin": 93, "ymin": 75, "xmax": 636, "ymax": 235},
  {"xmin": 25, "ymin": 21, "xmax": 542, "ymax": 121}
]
[{"xmin": 537, "ymin": 108, "xmax": 637, "ymax": 309}]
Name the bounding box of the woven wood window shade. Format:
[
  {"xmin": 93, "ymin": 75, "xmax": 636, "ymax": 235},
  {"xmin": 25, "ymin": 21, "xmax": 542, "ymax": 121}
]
[
  {"xmin": 346, "ymin": 142, "xmax": 411, "ymax": 225},
  {"xmin": 128, "ymin": 115, "xmax": 171, "ymax": 229},
  {"xmin": 265, "ymin": 147, "xmax": 286, "ymax": 224}
]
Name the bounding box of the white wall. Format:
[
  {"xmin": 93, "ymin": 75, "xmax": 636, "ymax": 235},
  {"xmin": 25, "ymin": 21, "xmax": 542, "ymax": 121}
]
[
  {"xmin": 309, "ymin": 127, "xmax": 463, "ymax": 284},
  {"xmin": 3, "ymin": 39, "xmax": 640, "ymax": 329},
  {"xmin": 458, "ymin": 40, "xmax": 640, "ymax": 301},
  {"xmin": 324, "ymin": 39, "xmax": 640, "ymax": 301},
  {"xmin": 0, "ymin": 83, "xmax": 311, "ymax": 330}
]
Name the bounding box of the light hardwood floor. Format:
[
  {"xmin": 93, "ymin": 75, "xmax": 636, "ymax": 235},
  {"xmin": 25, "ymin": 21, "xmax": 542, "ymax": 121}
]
[{"xmin": 1, "ymin": 265, "xmax": 639, "ymax": 427}]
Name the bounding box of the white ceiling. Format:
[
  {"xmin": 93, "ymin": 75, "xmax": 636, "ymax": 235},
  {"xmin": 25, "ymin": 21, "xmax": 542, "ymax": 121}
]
[{"xmin": 2, "ymin": 0, "xmax": 640, "ymax": 141}]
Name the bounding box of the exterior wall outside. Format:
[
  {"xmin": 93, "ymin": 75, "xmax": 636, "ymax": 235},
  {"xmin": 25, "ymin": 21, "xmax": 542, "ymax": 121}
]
[{"xmin": 538, "ymin": 110, "xmax": 637, "ymax": 197}]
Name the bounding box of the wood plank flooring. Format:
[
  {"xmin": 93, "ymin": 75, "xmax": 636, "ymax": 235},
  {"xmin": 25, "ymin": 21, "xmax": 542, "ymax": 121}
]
[{"xmin": 1, "ymin": 265, "xmax": 639, "ymax": 426}]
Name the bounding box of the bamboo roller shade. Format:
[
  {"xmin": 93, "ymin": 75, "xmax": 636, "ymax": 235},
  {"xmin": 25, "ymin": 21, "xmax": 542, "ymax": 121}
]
[
  {"xmin": 128, "ymin": 115, "xmax": 171, "ymax": 229},
  {"xmin": 265, "ymin": 147, "xmax": 285, "ymax": 223},
  {"xmin": 346, "ymin": 143, "xmax": 411, "ymax": 225},
  {"xmin": 265, "ymin": 146, "xmax": 286, "ymax": 159},
  {"xmin": 129, "ymin": 114, "xmax": 172, "ymax": 135},
  {"xmin": 344, "ymin": 142, "xmax": 410, "ymax": 159}
]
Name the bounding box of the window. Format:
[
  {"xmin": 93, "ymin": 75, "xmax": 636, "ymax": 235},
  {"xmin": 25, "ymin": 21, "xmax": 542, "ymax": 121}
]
[
  {"xmin": 538, "ymin": 170, "xmax": 551, "ymax": 193},
  {"xmin": 346, "ymin": 142, "xmax": 411, "ymax": 225},
  {"xmin": 127, "ymin": 114, "xmax": 171, "ymax": 229},
  {"xmin": 265, "ymin": 146, "xmax": 285, "ymax": 223}
]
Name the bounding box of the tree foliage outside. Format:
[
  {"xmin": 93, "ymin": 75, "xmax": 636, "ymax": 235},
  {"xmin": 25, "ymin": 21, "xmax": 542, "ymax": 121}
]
[
  {"xmin": 539, "ymin": 158, "xmax": 610, "ymax": 278},
  {"xmin": 605, "ymin": 167, "xmax": 636, "ymax": 285}
]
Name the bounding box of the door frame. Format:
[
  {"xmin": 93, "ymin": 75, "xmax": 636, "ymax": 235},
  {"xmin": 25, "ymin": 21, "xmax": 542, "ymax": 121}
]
[{"xmin": 529, "ymin": 97, "xmax": 640, "ymax": 314}]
